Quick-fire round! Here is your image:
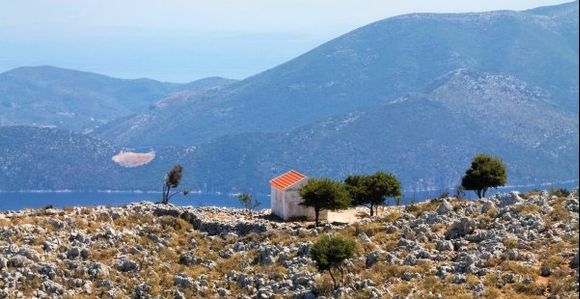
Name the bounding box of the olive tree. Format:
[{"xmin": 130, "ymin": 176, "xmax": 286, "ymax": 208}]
[
  {"xmin": 344, "ymin": 171, "xmax": 402, "ymax": 216},
  {"xmin": 461, "ymin": 154, "xmax": 507, "ymax": 198},
  {"xmin": 299, "ymin": 178, "xmax": 351, "ymax": 226},
  {"xmin": 310, "ymin": 234, "xmax": 356, "ymax": 289}
]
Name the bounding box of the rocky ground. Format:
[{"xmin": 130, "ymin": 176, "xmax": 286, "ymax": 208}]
[{"xmin": 0, "ymin": 189, "xmax": 578, "ymax": 298}]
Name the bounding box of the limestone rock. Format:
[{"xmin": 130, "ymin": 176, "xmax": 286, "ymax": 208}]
[
  {"xmin": 436, "ymin": 200, "xmax": 454, "ymax": 215},
  {"xmin": 113, "ymin": 257, "xmax": 139, "ymax": 272},
  {"xmin": 445, "ymin": 218, "xmax": 476, "ymax": 240}
]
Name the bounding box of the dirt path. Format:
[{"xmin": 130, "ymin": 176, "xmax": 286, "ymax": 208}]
[{"xmin": 328, "ymin": 206, "xmax": 404, "ymax": 224}]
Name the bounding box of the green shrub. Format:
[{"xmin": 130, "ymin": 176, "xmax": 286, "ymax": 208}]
[
  {"xmin": 549, "ymin": 187, "xmax": 570, "ymax": 198},
  {"xmin": 311, "ymin": 234, "xmax": 356, "ymax": 289}
]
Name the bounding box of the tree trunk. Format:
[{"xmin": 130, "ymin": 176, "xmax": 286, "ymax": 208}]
[
  {"xmin": 162, "ymin": 184, "xmax": 168, "ymax": 204},
  {"xmin": 369, "ymin": 205, "xmax": 374, "ymax": 216},
  {"xmin": 315, "ymin": 207, "xmax": 320, "ymax": 227},
  {"xmin": 328, "ymin": 269, "xmax": 338, "ymax": 289},
  {"xmin": 482, "ymin": 188, "xmax": 488, "ymax": 198},
  {"xmin": 338, "ymin": 266, "xmax": 346, "ymax": 285},
  {"xmin": 162, "ymin": 184, "xmax": 173, "ymax": 204},
  {"xmin": 476, "ymin": 190, "xmax": 482, "ymax": 199}
]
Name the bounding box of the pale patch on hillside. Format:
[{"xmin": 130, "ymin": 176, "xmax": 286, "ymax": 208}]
[{"xmin": 112, "ymin": 151, "xmax": 155, "ymax": 167}]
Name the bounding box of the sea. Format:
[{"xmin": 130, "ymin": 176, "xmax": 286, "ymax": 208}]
[{"xmin": 0, "ymin": 181, "xmax": 576, "ymax": 211}]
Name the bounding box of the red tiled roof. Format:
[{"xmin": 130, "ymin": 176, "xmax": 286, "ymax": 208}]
[{"xmin": 269, "ymin": 170, "xmax": 306, "ymax": 191}]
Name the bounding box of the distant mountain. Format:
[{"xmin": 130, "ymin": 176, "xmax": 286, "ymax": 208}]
[
  {"xmin": 525, "ymin": 0, "xmax": 580, "ymax": 52},
  {"xmin": 2, "ymin": 70, "xmax": 576, "ymax": 193},
  {"xmin": 0, "ymin": 66, "xmax": 236, "ymax": 131},
  {"xmin": 97, "ymin": 1, "xmax": 579, "ymax": 146},
  {"xmin": 181, "ymin": 76, "xmax": 238, "ymax": 90},
  {"xmin": 0, "ymin": 2, "xmax": 578, "ymax": 193},
  {"xmin": 175, "ymin": 70, "xmax": 578, "ymax": 193}
]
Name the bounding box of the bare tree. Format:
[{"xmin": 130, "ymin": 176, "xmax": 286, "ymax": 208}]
[
  {"xmin": 161, "ymin": 165, "xmax": 189, "ymax": 204},
  {"xmin": 236, "ymin": 193, "xmax": 262, "ymax": 215}
]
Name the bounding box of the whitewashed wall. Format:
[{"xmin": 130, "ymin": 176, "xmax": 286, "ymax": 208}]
[{"xmin": 270, "ymin": 178, "xmax": 328, "ymax": 221}]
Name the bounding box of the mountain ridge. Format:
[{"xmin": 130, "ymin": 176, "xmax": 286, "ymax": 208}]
[
  {"xmin": 97, "ymin": 1, "xmax": 579, "ymax": 146},
  {"xmin": 170, "ymin": 69, "xmax": 577, "ymax": 193},
  {"xmin": 0, "ymin": 1, "xmax": 577, "ymax": 193},
  {"xmin": 2, "ymin": 69, "xmax": 576, "ymax": 193},
  {"xmin": 0, "ymin": 66, "xmax": 237, "ymax": 131}
]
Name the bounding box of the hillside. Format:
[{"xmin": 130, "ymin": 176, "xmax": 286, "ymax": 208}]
[
  {"xmin": 0, "ymin": 126, "xmax": 183, "ymax": 191},
  {"xmin": 0, "ymin": 126, "xmax": 116, "ymax": 190},
  {"xmin": 1, "ymin": 71, "xmax": 577, "ymax": 193},
  {"xmin": 97, "ymin": 1, "xmax": 579, "ymax": 146},
  {"xmin": 0, "ymin": 2, "xmax": 578, "ymax": 193},
  {"xmin": 177, "ymin": 70, "xmax": 578, "ymax": 193},
  {"xmin": 0, "ymin": 66, "xmax": 235, "ymax": 131},
  {"xmin": 0, "ymin": 190, "xmax": 577, "ymax": 297}
]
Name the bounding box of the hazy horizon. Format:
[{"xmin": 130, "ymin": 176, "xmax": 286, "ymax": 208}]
[{"xmin": 0, "ymin": 0, "xmax": 571, "ymax": 82}]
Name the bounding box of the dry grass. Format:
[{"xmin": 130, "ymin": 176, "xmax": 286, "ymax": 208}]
[
  {"xmin": 404, "ymin": 200, "xmax": 440, "ymax": 217},
  {"xmin": 543, "ymin": 195, "xmax": 573, "ymax": 226},
  {"xmin": 503, "ymin": 238, "xmax": 519, "ymax": 249},
  {"xmin": 423, "ymin": 241, "xmax": 436, "ymax": 251},
  {"xmin": 1, "ymin": 190, "xmax": 578, "ymax": 298},
  {"xmin": 390, "ymin": 282, "xmax": 413, "ymax": 297},
  {"xmin": 512, "ymin": 204, "xmax": 540, "ymax": 215},
  {"xmin": 510, "ymin": 277, "xmax": 544, "ymax": 296},
  {"xmin": 549, "ymin": 187, "xmax": 571, "ymax": 198},
  {"xmin": 501, "ymin": 261, "xmax": 539, "ymax": 278},
  {"xmin": 546, "ymin": 205, "xmax": 571, "ymax": 223},
  {"xmin": 547, "ymin": 268, "xmax": 578, "ymax": 296},
  {"xmin": 382, "ymin": 211, "xmax": 401, "ymax": 223},
  {"xmin": 431, "ymin": 223, "xmax": 446, "ymax": 233},
  {"xmin": 483, "ymin": 272, "xmax": 504, "ymax": 289},
  {"xmin": 158, "ymin": 216, "xmax": 192, "ymax": 232},
  {"xmin": 314, "ymin": 275, "xmax": 334, "ymax": 297},
  {"xmin": 542, "ymin": 254, "xmax": 565, "ymax": 269},
  {"xmin": 480, "ymin": 286, "xmax": 502, "ymax": 298},
  {"xmin": 478, "ymin": 206, "xmax": 498, "ymax": 224}
]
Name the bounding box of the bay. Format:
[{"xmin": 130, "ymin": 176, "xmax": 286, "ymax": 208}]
[
  {"xmin": 0, "ymin": 192, "xmax": 269, "ymax": 211},
  {"xmin": 0, "ymin": 181, "xmax": 575, "ymax": 211}
]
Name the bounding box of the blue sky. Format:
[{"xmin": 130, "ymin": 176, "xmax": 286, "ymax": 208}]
[{"xmin": 0, "ymin": 0, "xmax": 569, "ymax": 82}]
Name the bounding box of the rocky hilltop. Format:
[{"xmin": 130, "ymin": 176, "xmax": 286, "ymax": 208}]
[{"xmin": 0, "ymin": 190, "xmax": 578, "ymax": 298}]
